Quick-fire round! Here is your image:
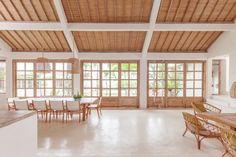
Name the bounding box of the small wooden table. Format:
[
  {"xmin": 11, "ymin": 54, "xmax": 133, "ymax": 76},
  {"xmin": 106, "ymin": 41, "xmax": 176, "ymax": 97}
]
[
  {"xmin": 197, "ymin": 113, "xmax": 236, "ymax": 129},
  {"xmin": 80, "ymin": 98, "xmax": 98, "ymax": 121}
]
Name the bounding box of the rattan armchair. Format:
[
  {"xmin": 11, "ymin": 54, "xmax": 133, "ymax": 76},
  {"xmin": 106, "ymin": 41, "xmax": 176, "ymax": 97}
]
[
  {"xmin": 191, "ymin": 102, "xmax": 221, "ymax": 115},
  {"xmin": 182, "ymin": 112, "xmax": 221, "ymax": 149},
  {"xmin": 220, "ymin": 127, "xmax": 236, "ymax": 157}
]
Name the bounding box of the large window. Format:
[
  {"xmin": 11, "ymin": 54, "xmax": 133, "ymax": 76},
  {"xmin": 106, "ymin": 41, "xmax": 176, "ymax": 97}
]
[
  {"xmin": 148, "ymin": 61, "xmax": 204, "ymax": 98},
  {"xmin": 82, "ymin": 61, "xmax": 139, "ymax": 97},
  {"xmin": 14, "ymin": 60, "xmax": 73, "ymax": 98},
  {"xmin": 0, "ymin": 61, "xmax": 6, "ymax": 93}
]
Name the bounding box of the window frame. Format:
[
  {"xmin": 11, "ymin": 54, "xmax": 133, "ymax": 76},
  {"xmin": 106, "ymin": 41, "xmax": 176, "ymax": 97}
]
[{"xmin": 0, "ymin": 60, "xmax": 6, "ymax": 94}]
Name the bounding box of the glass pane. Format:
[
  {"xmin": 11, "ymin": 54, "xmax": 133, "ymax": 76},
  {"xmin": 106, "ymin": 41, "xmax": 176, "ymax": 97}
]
[
  {"xmin": 195, "ymin": 89, "xmax": 202, "ymax": 97},
  {"xmin": 26, "ymin": 63, "xmax": 33, "ymax": 70},
  {"xmin": 111, "ymin": 89, "xmax": 118, "ymax": 96},
  {"xmin": 26, "ymin": 89, "xmax": 34, "ymax": 97},
  {"xmin": 195, "ymin": 81, "xmax": 202, "ymax": 88},
  {"xmin": 168, "ymin": 64, "xmax": 175, "ymax": 71},
  {"xmin": 83, "ymin": 89, "xmax": 91, "ymax": 96},
  {"xmin": 55, "ymin": 72, "xmax": 63, "ymax": 79},
  {"xmin": 149, "ymin": 80, "xmax": 156, "ymax": 88},
  {"xmin": 186, "ymin": 72, "xmax": 194, "ymax": 79},
  {"xmin": 84, "ymin": 80, "xmax": 91, "ymax": 88},
  {"xmin": 176, "ymin": 72, "xmax": 183, "ymax": 79},
  {"xmin": 102, "ymin": 63, "xmax": 110, "ymax": 70},
  {"xmin": 92, "ymin": 71, "xmax": 99, "ymax": 79},
  {"xmin": 158, "ymin": 64, "xmax": 165, "ymax": 71},
  {"xmin": 102, "ymin": 72, "xmax": 110, "ymax": 79},
  {"xmin": 167, "ymin": 80, "xmax": 175, "ymax": 89},
  {"xmin": 149, "ymin": 63, "xmax": 156, "ymax": 71},
  {"xmin": 17, "ymin": 71, "xmax": 25, "ymax": 79},
  {"xmin": 83, "ymin": 71, "xmax": 91, "ymax": 79},
  {"xmin": 37, "ymin": 89, "xmax": 44, "ymax": 97},
  {"xmin": 26, "ymin": 71, "xmax": 34, "ymax": 79},
  {"xmin": 157, "ymin": 72, "xmax": 165, "ymax": 79},
  {"xmin": 36, "ymin": 63, "xmax": 44, "ymax": 71},
  {"xmin": 102, "ymin": 89, "xmax": 110, "ymax": 96},
  {"xmin": 111, "ymin": 72, "xmax": 118, "ymax": 79},
  {"xmin": 36, "ymin": 80, "xmax": 44, "ymax": 88},
  {"xmin": 130, "ymin": 80, "xmax": 137, "ymax": 88},
  {"xmin": 186, "ymin": 81, "xmax": 194, "ymax": 88},
  {"xmin": 45, "ymin": 71, "xmax": 53, "ymax": 79},
  {"xmin": 121, "ymin": 72, "xmax": 129, "ymax": 79},
  {"xmin": 186, "ymin": 63, "xmax": 194, "ymax": 71},
  {"xmin": 111, "ymin": 63, "xmax": 118, "ymax": 70},
  {"xmin": 17, "ymin": 89, "xmax": 25, "ymax": 97},
  {"xmin": 17, "ymin": 80, "xmax": 25, "ymax": 88},
  {"xmin": 176, "ymin": 64, "xmax": 183, "ymax": 71},
  {"xmin": 176, "ymin": 89, "xmax": 183, "ymax": 97},
  {"xmin": 17, "ymin": 63, "xmax": 25, "ymax": 70},
  {"xmin": 168, "ymin": 72, "xmax": 175, "ymax": 79},
  {"xmin": 56, "ymin": 80, "xmax": 63, "ymax": 88},
  {"xmin": 64, "ymin": 72, "xmax": 72, "ymax": 79},
  {"xmin": 92, "ymin": 63, "xmax": 99, "ymax": 70},
  {"xmin": 83, "ymin": 63, "xmax": 91, "ymax": 70},
  {"xmin": 157, "ymin": 80, "xmax": 165, "ymax": 88},
  {"xmin": 195, "ymin": 72, "xmax": 202, "ymax": 79},
  {"xmin": 130, "ymin": 89, "xmax": 137, "ymax": 96},
  {"xmin": 121, "ymin": 80, "xmax": 129, "ymax": 88},
  {"xmin": 64, "ymin": 89, "xmax": 72, "ymax": 96},
  {"xmin": 130, "ymin": 72, "xmax": 137, "ymax": 79},
  {"xmin": 56, "ymin": 63, "xmax": 63, "ymax": 70},
  {"xmin": 157, "ymin": 89, "xmax": 165, "ymax": 97},
  {"xmin": 44, "ymin": 80, "xmax": 52, "ymax": 88},
  {"xmin": 121, "ymin": 63, "xmax": 129, "ymax": 70},
  {"xmin": 149, "ymin": 72, "xmax": 156, "ymax": 79},
  {"xmin": 186, "ymin": 89, "xmax": 194, "ymax": 97},
  {"xmin": 55, "ymin": 89, "xmax": 63, "ymax": 96},
  {"xmin": 64, "ymin": 63, "xmax": 72, "ymax": 70},
  {"xmin": 111, "ymin": 80, "xmax": 118, "ymax": 88},
  {"xmin": 92, "ymin": 80, "xmax": 99, "ymax": 88},
  {"xmin": 36, "ymin": 72, "xmax": 44, "ymax": 79},
  {"xmin": 195, "ymin": 63, "xmax": 202, "ymax": 71},
  {"xmin": 130, "ymin": 63, "xmax": 137, "ymax": 71},
  {"xmin": 102, "ymin": 80, "xmax": 110, "ymax": 88},
  {"xmin": 176, "ymin": 81, "xmax": 183, "ymax": 88},
  {"xmin": 64, "ymin": 80, "xmax": 72, "ymax": 88},
  {"xmin": 26, "ymin": 80, "xmax": 33, "ymax": 88},
  {"xmin": 45, "ymin": 89, "xmax": 53, "ymax": 96},
  {"xmin": 168, "ymin": 89, "xmax": 175, "ymax": 97},
  {"xmin": 92, "ymin": 89, "xmax": 99, "ymax": 96},
  {"xmin": 149, "ymin": 89, "xmax": 155, "ymax": 97},
  {"xmin": 121, "ymin": 89, "xmax": 129, "ymax": 96},
  {"xmin": 45, "ymin": 63, "xmax": 53, "ymax": 71}
]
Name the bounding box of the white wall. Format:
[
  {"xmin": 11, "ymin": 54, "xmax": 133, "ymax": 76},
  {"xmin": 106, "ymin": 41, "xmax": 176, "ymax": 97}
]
[
  {"xmin": 0, "ymin": 39, "xmax": 12, "ymax": 110},
  {"xmin": 207, "ymin": 31, "xmax": 236, "ymax": 98}
]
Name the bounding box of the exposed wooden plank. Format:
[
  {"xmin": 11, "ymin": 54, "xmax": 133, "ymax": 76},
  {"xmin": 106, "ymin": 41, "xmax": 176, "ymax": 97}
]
[
  {"xmin": 40, "ymin": 0, "xmax": 58, "ymax": 21},
  {"xmin": 157, "ymin": 0, "xmax": 171, "ymax": 22},
  {"xmin": 217, "ymin": 0, "xmax": 235, "ymax": 21},
  {"xmin": 199, "ymin": 0, "xmax": 218, "ymax": 22},
  {"xmin": 180, "ymin": 32, "xmax": 198, "ymax": 50},
  {"xmin": 194, "ymin": 32, "xmax": 215, "ymax": 50},
  {"xmin": 55, "ymin": 31, "xmax": 71, "ymax": 51},
  {"xmin": 40, "ymin": 31, "xmax": 57, "ymax": 50},
  {"xmin": 8, "ymin": 31, "xmax": 30, "ymax": 50},
  {"xmin": 16, "ymin": 31, "xmax": 37, "ymax": 50},
  {"xmin": 47, "ymin": 31, "xmax": 64, "ymax": 51},
  {"xmin": 0, "ymin": 1, "xmax": 14, "ymax": 21},
  {"xmin": 182, "ymin": 0, "xmax": 199, "ymax": 22},
  {"xmin": 174, "ymin": 0, "xmax": 190, "ymax": 22},
  {"xmin": 31, "ymin": 31, "xmax": 50, "ymax": 50},
  {"xmin": 174, "ymin": 32, "xmax": 191, "ymax": 51},
  {"xmin": 191, "ymin": 0, "xmax": 209, "ymax": 22},
  {"xmin": 188, "ymin": 32, "xmax": 207, "ymax": 51},
  {"xmin": 201, "ymin": 32, "xmax": 222, "ymax": 51},
  {"xmin": 2, "ymin": 0, "xmax": 22, "ymax": 21},
  {"xmin": 165, "ymin": 0, "xmax": 181, "ymax": 22},
  {"xmin": 31, "ymin": 0, "xmax": 48, "ymax": 21},
  {"xmin": 13, "ymin": 0, "xmax": 31, "ymax": 21},
  {"xmin": 0, "ymin": 31, "xmax": 21, "ymax": 49},
  {"xmin": 154, "ymin": 32, "xmax": 169, "ymax": 51},
  {"xmin": 208, "ymin": 0, "xmax": 228, "ymax": 22},
  {"xmin": 168, "ymin": 31, "xmax": 184, "ymax": 51},
  {"xmin": 224, "ymin": 2, "xmax": 236, "ymax": 22},
  {"xmin": 21, "ymin": 0, "xmax": 40, "ymax": 21}
]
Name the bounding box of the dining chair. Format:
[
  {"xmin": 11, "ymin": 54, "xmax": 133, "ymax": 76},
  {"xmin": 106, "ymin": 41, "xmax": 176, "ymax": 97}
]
[
  {"xmin": 220, "ymin": 127, "xmax": 236, "ymax": 157},
  {"xmin": 32, "ymin": 100, "xmax": 47, "ymax": 119},
  {"xmin": 7, "ymin": 97, "xmax": 19, "ymax": 110},
  {"xmin": 65, "ymin": 100, "xmax": 82, "ymax": 122},
  {"xmin": 13, "ymin": 100, "xmax": 30, "ymax": 110},
  {"xmin": 87, "ymin": 97, "xmax": 102, "ymax": 119},
  {"xmin": 191, "ymin": 102, "xmax": 221, "ymax": 115},
  {"xmin": 182, "ymin": 112, "xmax": 221, "ymax": 149},
  {"xmin": 47, "ymin": 100, "xmax": 65, "ymax": 122}
]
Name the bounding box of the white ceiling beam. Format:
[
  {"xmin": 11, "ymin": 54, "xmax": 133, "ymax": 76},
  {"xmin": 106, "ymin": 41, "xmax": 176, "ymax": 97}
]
[
  {"xmin": 53, "ymin": 0, "xmax": 78, "ymax": 53},
  {"xmin": 1, "ymin": 21, "xmax": 236, "ymax": 31},
  {"xmin": 142, "ymin": 0, "xmax": 161, "ymax": 57}
]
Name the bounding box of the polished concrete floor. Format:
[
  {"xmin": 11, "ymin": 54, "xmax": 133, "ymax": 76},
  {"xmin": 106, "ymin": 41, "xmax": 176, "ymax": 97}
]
[{"xmin": 38, "ymin": 110, "xmax": 224, "ymax": 157}]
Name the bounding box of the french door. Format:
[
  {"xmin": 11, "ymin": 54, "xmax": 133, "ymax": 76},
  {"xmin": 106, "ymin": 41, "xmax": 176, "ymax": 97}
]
[{"xmin": 147, "ymin": 61, "xmax": 205, "ymax": 108}]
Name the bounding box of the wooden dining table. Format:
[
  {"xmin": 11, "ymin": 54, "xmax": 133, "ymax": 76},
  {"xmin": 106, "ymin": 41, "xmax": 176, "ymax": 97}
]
[{"xmin": 197, "ymin": 112, "xmax": 236, "ymax": 129}]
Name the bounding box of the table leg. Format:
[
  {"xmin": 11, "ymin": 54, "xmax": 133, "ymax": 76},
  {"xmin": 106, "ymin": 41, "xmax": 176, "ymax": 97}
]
[{"xmin": 82, "ymin": 104, "xmax": 86, "ymax": 121}]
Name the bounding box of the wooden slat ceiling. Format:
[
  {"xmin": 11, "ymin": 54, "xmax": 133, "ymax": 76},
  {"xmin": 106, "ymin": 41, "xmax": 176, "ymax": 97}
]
[
  {"xmin": 148, "ymin": 31, "xmax": 222, "ymax": 52},
  {"xmin": 73, "ymin": 31, "xmax": 146, "ymax": 52},
  {"xmin": 0, "ymin": 0, "xmax": 59, "ymax": 21},
  {"xmin": 0, "ymin": 31, "xmax": 71, "ymax": 52},
  {"xmin": 157, "ymin": 0, "xmax": 236, "ymax": 23},
  {"xmin": 62, "ymin": 0, "xmax": 153, "ymax": 23}
]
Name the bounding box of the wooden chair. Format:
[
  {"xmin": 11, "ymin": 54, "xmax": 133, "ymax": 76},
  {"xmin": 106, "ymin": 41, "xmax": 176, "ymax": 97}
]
[
  {"xmin": 65, "ymin": 100, "xmax": 82, "ymax": 122},
  {"xmin": 182, "ymin": 112, "xmax": 221, "ymax": 149},
  {"xmin": 13, "ymin": 100, "xmax": 30, "ymax": 110},
  {"xmin": 47, "ymin": 100, "xmax": 65, "ymax": 122},
  {"xmin": 7, "ymin": 97, "xmax": 19, "ymax": 110},
  {"xmin": 220, "ymin": 127, "xmax": 236, "ymax": 157},
  {"xmin": 191, "ymin": 102, "xmax": 221, "ymax": 115},
  {"xmin": 87, "ymin": 97, "xmax": 102, "ymax": 119},
  {"xmin": 32, "ymin": 100, "xmax": 47, "ymax": 119}
]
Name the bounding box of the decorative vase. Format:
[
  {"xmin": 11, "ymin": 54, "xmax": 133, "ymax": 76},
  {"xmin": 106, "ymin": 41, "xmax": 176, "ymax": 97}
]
[{"xmin": 230, "ymin": 82, "xmax": 236, "ymax": 98}]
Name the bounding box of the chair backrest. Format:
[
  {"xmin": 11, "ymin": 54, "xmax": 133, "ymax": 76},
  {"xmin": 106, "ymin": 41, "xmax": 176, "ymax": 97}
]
[
  {"xmin": 220, "ymin": 127, "xmax": 236, "ymax": 156},
  {"xmin": 191, "ymin": 102, "xmax": 207, "ymax": 114},
  {"xmin": 13, "ymin": 100, "xmax": 29, "ymax": 110},
  {"xmin": 182, "ymin": 112, "xmax": 203, "ymax": 131},
  {"xmin": 66, "ymin": 100, "xmax": 80, "ymax": 111},
  {"xmin": 33, "ymin": 100, "xmax": 47, "ymax": 110},
  {"xmin": 49, "ymin": 100, "xmax": 64, "ymax": 110}
]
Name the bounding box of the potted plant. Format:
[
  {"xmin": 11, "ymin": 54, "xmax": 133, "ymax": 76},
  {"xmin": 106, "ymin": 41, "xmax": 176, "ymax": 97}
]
[{"xmin": 73, "ymin": 92, "xmax": 83, "ymax": 101}]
